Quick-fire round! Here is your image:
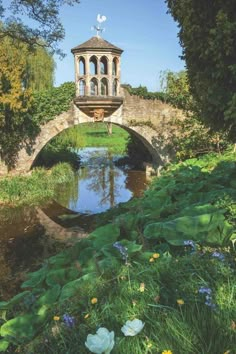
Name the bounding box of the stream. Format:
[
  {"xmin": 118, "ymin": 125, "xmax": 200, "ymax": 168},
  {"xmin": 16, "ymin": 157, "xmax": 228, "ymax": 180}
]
[{"xmin": 0, "ymin": 147, "xmax": 149, "ymax": 300}]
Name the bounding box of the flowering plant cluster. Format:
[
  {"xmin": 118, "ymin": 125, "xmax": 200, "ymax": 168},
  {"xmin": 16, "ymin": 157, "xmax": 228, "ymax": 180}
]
[
  {"xmin": 198, "ymin": 286, "xmax": 216, "ymax": 309},
  {"xmin": 184, "ymin": 239, "xmax": 196, "ymax": 253},
  {"xmin": 85, "ymin": 319, "xmax": 144, "ymax": 353},
  {"xmin": 149, "ymin": 253, "xmax": 160, "ymax": 262},
  {"xmin": 211, "ymin": 251, "xmax": 225, "ymax": 261}
]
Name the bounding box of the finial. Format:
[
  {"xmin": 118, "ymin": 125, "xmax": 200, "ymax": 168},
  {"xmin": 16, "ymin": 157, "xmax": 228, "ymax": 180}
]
[{"xmin": 91, "ymin": 14, "xmax": 107, "ymax": 37}]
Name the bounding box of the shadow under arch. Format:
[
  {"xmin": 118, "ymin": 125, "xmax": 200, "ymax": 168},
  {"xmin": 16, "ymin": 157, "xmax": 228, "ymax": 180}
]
[{"xmin": 112, "ymin": 123, "xmax": 165, "ymax": 167}]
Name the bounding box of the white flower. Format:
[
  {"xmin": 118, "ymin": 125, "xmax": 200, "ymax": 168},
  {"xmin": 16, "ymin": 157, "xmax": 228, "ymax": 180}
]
[
  {"xmin": 85, "ymin": 327, "xmax": 115, "ymax": 354},
  {"xmin": 121, "ymin": 319, "xmax": 145, "ymax": 336}
]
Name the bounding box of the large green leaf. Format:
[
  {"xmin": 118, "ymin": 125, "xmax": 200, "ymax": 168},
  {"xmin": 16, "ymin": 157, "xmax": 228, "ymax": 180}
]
[
  {"xmin": 0, "ymin": 340, "xmax": 9, "ymax": 352},
  {"xmin": 144, "ymin": 211, "xmax": 233, "ymax": 246},
  {"xmin": 89, "ymin": 224, "xmax": 120, "ymax": 250},
  {"xmin": 0, "ymin": 314, "xmax": 44, "ymax": 342},
  {"xmin": 21, "ymin": 266, "xmax": 47, "ymax": 289},
  {"xmin": 37, "ymin": 285, "xmax": 61, "ymax": 306},
  {"xmin": 0, "ymin": 291, "xmax": 31, "ymax": 310},
  {"xmin": 59, "ymin": 273, "xmax": 96, "ymax": 302},
  {"xmin": 45, "ymin": 267, "xmax": 79, "ymax": 287}
]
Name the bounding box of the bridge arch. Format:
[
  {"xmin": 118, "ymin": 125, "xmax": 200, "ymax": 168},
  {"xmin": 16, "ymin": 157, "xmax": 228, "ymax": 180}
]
[{"xmin": 11, "ymin": 104, "xmax": 171, "ymax": 174}]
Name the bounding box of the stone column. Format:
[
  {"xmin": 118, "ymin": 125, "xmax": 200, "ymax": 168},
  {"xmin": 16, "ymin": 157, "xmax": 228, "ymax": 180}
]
[
  {"xmin": 108, "ymin": 54, "xmax": 113, "ymax": 96},
  {"xmin": 85, "ymin": 54, "xmax": 90, "ymax": 96}
]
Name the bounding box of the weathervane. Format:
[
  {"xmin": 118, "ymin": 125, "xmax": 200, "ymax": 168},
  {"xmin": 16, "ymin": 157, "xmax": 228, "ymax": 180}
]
[{"xmin": 91, "ymin": 14, "xmax": 107, "ymax": 37}]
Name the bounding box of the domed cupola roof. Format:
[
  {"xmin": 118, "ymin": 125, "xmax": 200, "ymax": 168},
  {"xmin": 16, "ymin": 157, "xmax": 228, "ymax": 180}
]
[{"xmin": 71, "ymin": 36, "xmax": 123, "ymax": 54}]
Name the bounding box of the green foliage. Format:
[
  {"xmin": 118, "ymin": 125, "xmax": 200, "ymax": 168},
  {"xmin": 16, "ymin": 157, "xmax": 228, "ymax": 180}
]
[
  {"xmin": 32, "ymin": 82, "xmax": 76, "ymax": 123},
  {"xmin": 0, "ymin": 1, "xmax": 80, "ymax": 55},
  {"xmin": 26, "ymin": 46, "xmax": 55, "ymax": 91},
  {"xmin": 0, "ymin": 37, "xmax": 55, "ymax": 168},
  {"xmin": 1, "ymin": 150, "xmax": 236, "ymax": 353},
  {"xmin": 166, "ymin": 0, "xmax": 236, "ymax": 142},
  {"xmin": 125, "ymin": 84, "xmax": 167, "ymax": 102},
  {"xmin": 160, "ymin": 70, "xmax": 193, "ymax": 110},
  {"xmin": 0, "ymin": 163, "xmax": 74, "ymax": 206}
]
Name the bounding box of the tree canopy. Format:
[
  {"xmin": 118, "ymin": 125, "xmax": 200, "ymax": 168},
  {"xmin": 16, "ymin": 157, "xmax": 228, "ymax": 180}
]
[
  {"xmin": 0, "ymin": 0, "xmax": 80, "ymax": 55},
  {"xmin": 166, "ymin": 0, "xmax": 236, "ymax": 142},
  {"xmin": 0, "ymin": 36, "xmax": 56, "ymax": 168}
]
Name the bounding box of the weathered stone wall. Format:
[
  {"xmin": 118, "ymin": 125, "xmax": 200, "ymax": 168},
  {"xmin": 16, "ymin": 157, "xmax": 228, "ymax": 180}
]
[
  {"xmin": 121, "ymin": 87, "xmax": 183, "ymax": 128},
  {"xmin": 121, "ymin": 87, "xmax": 184, "ymax": 165}
]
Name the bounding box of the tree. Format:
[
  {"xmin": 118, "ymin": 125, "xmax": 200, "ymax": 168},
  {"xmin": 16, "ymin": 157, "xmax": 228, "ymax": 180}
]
[
  {"xmin": 0, "ymin": 0, "xmax": 80, "ymax": 55},
  {"xmin": 0, "ymin": 37, "xmax": 40, "ymax": 169},
  {"xmin": 166, "ymin": 0, "xmax": 236, "ymax": 142},
  {"xmin": 27, "ymin": 46, "xmax": 55, "ymax": 91},
  {"xmin": 160, "ymin": 70, "xmax": 193, "ymax": 110}
]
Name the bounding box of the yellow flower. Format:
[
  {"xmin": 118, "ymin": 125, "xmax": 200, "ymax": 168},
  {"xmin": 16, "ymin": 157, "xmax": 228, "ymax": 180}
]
[
  {"xmin": 223, "ymin": 351, "xmax": 230, "ymax": 354},
  {"xmin": 53, "ymin": 316, "xmax": 60, "ymax": 321},
  {"xmin": 91, "ymin": 297, "xmax": 98, "ymax": 304},
  {"xmin": 149, "ymin": 257, "xmax": 155, "ymax": 263},
  {"xmin": 139, "ymin": 283, "xmax": 145, "ymax": 292},
  {"xmin": 153, "ymin": 253, "xmax": 160, "ymax": 259},
  {"xmin": 177, "ymin": 299, "xmax": 184, "ymax": 306},
  {"xmin": 162, "ymin": 350, "xmax": 173, "ymax": 354},
  {"xmin": 84, "ymin": 314, "xmax": 90, "ymax": 319}
]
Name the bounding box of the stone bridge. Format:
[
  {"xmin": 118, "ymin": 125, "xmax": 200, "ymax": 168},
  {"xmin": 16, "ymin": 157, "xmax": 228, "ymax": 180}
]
[{"xmin": 1, "ymin": 87, "xmax": 183, "ymax": 175}]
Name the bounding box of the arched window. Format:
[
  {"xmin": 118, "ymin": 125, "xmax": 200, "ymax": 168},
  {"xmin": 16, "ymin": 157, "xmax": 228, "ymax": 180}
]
[
  {"xmin": 112, "ymin": 57, "xmax": 118, "ymax": 75},
  {"xmin": 90, "ymin": 78, "xmax": 98, "ymax": 96},
  {"xmin": 100, "ymin": 56, "xmax": 108, "ymax": 75},
  {"xmin": 79, "ymin": 57, "xmax": 85, "ymax": 75},
  {"xmin": 101, "ymin": 78, "xmax": 108, "ymax": 96},
  {"xmin": 79, "ymin": 79, "xmax": 86, "ymax": 95},
  {"xmin": 89, "ymin": 56, "xmax": 97, "ymax": 75},
  {"xmin": 112, "ymin": 79, "xmax": 118, "ymax": 96}
]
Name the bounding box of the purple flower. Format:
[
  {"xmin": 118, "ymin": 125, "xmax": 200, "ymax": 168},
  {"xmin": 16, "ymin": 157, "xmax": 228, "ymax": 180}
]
[
  {"xmin": 212, "ymin": 251, "xmax": 225, "ymax": 261},
  {"xmin": 183, "ymin": 240, "xmax": 196, "ymax": 253},
  {"xmin": 63, "ymin": 314, "xmax": 76, "ymax": 328},
  {"xmin": 199, "ymin": 287, "xmax": 216, "ymax": 309},
  {"xmin": 184, "ymin": 240, "xmax": 195, "ymax": 248},
  {"xmin": 113, "ymin": 242, "xmax": 128, "ymax": 263},
  {"xmin": 198, "ymin": 287, "xmax": 212, "ymax": 295}
]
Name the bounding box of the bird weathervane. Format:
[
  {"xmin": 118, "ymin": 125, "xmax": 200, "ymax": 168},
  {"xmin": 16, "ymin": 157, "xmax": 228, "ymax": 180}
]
[{"xmin": 92, "ymin": 14, "xmax": 107, "ymax": 37}]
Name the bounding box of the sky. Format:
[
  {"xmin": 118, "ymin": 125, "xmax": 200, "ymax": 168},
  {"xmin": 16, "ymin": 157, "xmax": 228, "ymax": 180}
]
[{"xmin": 55, "ymin": 0, "xmax": 186, "ymax": 91}]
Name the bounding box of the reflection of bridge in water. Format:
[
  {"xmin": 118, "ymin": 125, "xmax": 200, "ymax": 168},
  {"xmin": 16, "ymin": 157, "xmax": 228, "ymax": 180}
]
[
  {"xmin": 37, "ymin": 200, "xmax": 98, "ymax": 243},
  {"xmin": 0, "ymin": 201, "xmax": 93, "ymax": 299}
]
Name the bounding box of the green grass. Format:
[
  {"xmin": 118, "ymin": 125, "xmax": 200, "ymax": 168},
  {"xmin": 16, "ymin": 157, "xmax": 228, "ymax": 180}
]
[
  {"xmin": 0, "ymin": 163, "xmax": 74, "ymax": 206},
  {"xmin": 47, "ymin": 122, "xmax": 130, "ymax": 155},
  {"xmin": 1, "ymin": 149, "xmax": 236, "ymax": 353}
]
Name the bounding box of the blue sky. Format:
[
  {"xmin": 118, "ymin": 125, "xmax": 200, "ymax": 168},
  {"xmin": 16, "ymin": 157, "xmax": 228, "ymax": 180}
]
[{"xmin": 56, "ymin": 0, "xmax": 185, "ymax": 91}]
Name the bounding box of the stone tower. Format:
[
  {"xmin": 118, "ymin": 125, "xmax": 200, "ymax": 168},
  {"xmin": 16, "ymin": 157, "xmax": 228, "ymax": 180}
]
[{"xmin": 71, "ymin": 36, "xmax": 123, "ymax": 119}]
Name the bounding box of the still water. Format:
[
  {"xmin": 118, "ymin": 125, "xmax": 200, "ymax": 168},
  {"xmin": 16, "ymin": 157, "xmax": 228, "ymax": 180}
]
[
  {"xmin": 56, "ymin": 147, "xmax": 148, "ymax": 213},
  {"xmin": 0, "ymin": 147, "xmax": 149, "ymax": 300}
]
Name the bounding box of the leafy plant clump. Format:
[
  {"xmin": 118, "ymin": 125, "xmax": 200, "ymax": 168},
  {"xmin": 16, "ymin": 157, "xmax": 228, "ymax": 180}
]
[
  {"xmin": 0, "ymin": 163, "xmax": 75, "ymax": 206},
  {"xmin": 32, "ymin": 82, "xmax": 76, "ymax": 124},
  {"xmin": 0, "ymin": 150, "xmax": 235, "ymax": 353}
]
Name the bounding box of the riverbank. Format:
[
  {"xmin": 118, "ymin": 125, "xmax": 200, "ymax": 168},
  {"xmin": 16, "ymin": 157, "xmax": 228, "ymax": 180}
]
[
  {"xmin": 0, "ymin": 149, "xmax": 236, "ymax": 353},
  {"xmin": 0, "ymin": 163, "xmax": 74, "ymax": 206}
]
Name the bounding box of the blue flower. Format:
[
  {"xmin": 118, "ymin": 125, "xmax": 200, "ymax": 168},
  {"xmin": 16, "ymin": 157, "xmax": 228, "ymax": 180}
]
[
  {"xmin": 212, "ymin": 251, "xmax": 225, "ymax": 261},
  {"xmin": 199, "ymin": 287, "xmax": 216, "ymax": 309},
  {"xmin": 63, "ymin": 314, "xmax": 76, "ymax": 328},
  {"xmin": 184, "ymin": 240, "xmax": 195, "ymax": 248},
  {"xmin": 113, "ymin": 242, "xmax": 128, "ymax": 263},
  {"xmin": 198, "ymin": 286, "xmax": 212, "ymax": 295},
  {"xmin": 183, "ymin": 240, "xmax": 196, "ymax": 253}
]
